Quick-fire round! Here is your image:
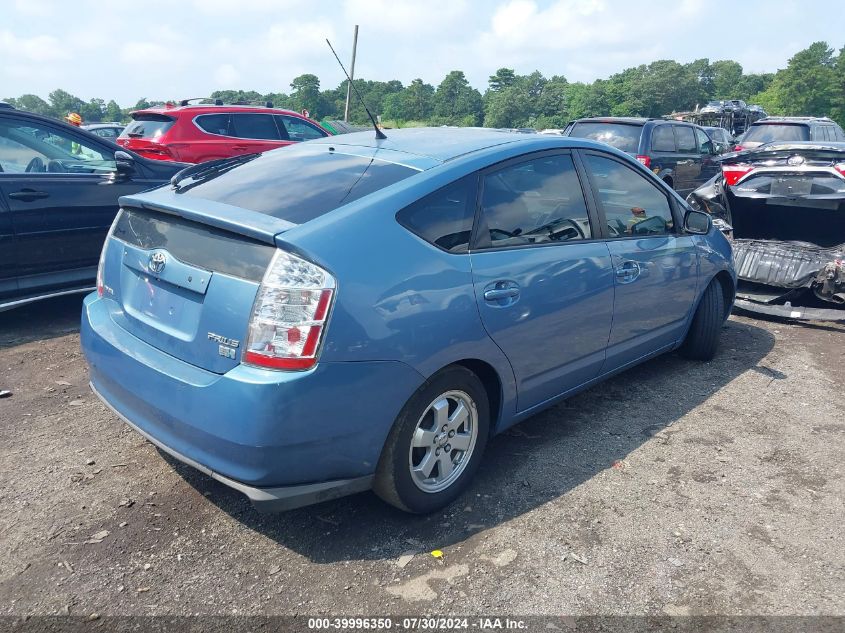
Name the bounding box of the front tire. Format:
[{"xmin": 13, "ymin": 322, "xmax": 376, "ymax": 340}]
[
  {"xmin": 374, "ymin": 366, "xmax": 490, "ymax": 513},
  {"xmin": 680, "ymin": 279, "xmax": 725, "ymax": 361}
]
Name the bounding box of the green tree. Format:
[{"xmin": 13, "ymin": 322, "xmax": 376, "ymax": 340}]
[
  {"xmin": 104, "ymin": 100, "xmax": 123, "ymax": 122},
  {"xmin": 756, "ymin": 41, "xmax": 838, "ymax": 117},
  {"xmin": 9, "ymin": 94, "xmax": 52, "ymax": 116},
  {"xmin": 289, "ymin": 74, "xmax": 324, "ymax": 117},
  {"xmin": 433, "ymin": 71, "xmax": 483, "ymax": 125},
  {"xmin": 48, "ymin": 89, "xmax": 85, "ymax": 118},
  {"xmin": 488, "ymin": 68, "xmax": 517, "ymax": 92},
  {"xmin": 710, "ymin": 60, "xmax": 744, "ymax": 99}
]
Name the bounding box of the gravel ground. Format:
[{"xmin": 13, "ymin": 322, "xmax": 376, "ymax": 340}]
[{"xmin": 0, "ymin": 295, "xmax": 843, "ymax": 618}]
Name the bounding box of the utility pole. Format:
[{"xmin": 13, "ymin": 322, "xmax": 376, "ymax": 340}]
[{"xmin": 344, "ymin": 25, "xmax": 359, "ymax": 123}]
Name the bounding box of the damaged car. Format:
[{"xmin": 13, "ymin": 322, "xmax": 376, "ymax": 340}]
[{"xmin": 688, "ymin": 141, "xmax": 845, "ymax": 321}]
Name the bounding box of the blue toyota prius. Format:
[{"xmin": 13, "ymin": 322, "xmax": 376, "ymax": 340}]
[{"xmin": 81, "ymin": 127, "xmax": 735, "ymax": 514}]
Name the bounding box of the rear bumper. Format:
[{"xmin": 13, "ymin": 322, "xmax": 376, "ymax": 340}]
[
  {"xmin": 90, "ymin": 381, "xmax": 374, "ymax": 512},
  {"xmin": 81, "ymin": 294, "xmax": 424, "ymax": 508}
]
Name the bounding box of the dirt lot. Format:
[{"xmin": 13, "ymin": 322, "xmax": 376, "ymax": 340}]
[{"xmin": 0, "ymin": 296, "xmax": 843, "ymax": 618}]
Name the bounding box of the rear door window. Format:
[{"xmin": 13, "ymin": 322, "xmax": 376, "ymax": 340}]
[
  {"xmin": 651, "ymin": 126, "xmax": 676, "ymax": 152},
  {"xmin": 121, "ymin": 114, "xmax": 175, "ymax": 140},
  {"xmin": 476, "ymin": 153, "xmax": 593, "ymax": 249},
  {"xmin": 674, "ymin": 126, "xmax": 697, "ymax": 152},
  {"xmin": 396, "ymin": 176, "xmax": 477, "ymax": 253},
  {"xmin": 583, "ymin": 152, "xmax": 675, "ymax": 237},
  {"xmin": 277, "ymin": 115, "xmax": 327, "ymax": 141},
  {"xmin": 568, "ymin": 122, "xmax": 642, "ymax": 153},
  {"xmin": 231, "ymin": 113, "xmax": 282, "ymax": 140},
  {"xmin": 194, "ymin": 114, "xmax": 232, "ymax": 136},
  {"xmin": 695, "ymin": 128, "xmax": 713, "ymax": 153}
]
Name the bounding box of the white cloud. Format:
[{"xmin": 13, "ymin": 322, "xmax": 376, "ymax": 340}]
[
  {"xmin": 0, "ymin": 31, "xmax": 63, "ymax": 62},
  {"xmin": 13, "ymin": 0, "xmax": 52, "ymax": 16},
  {"xmin": 119, "ymin": 41, "xmax": 172, "ymax": 65},
  {"xmin": 214, "ymin": 63, "xmax": 240, "ymax": 86}
]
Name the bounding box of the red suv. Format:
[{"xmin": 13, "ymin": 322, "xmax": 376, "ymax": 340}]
[{"xmin": 116, "ymin": 101, "xmax": 331, "ymax": 163}]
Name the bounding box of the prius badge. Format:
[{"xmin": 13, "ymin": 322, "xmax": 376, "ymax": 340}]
[
  {"xmin": 149, "ymin": 251, "xmax": 167, "ymax": 275},
  {"xmin": 208, "ymin": 332, "xmax": 240, "ymax": 359}
]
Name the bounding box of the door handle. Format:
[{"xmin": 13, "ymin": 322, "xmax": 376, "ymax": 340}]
[
  {"xmin": 615, "ymin": 261, "xmax": 641, "ymax": 284},
  {"xmin": 231, "ymin": 145, "xmax": 249, "ymax": 150},
  {"xmin": 9, "ymin": 190, "xmax": 50, "ymax": 201},
  {"xmin": 484, "ymin": 287, "xmax": 520, "ymax": 301}
]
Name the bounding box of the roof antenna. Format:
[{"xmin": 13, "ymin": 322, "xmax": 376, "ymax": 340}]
[{"xmin": 326, "ymin": 38, "xmax": 386, "ymax": 140}]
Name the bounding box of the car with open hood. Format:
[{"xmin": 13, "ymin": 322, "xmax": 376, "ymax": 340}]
[
  {"xmin": 82, "ymin": 127, "xmax": 734, "ymax": 514},
  {"xmin": 688, "ymin": 140, "xmax": 845, "ymax": 321}
]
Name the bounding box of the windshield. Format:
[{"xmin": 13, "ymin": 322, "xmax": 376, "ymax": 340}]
[
  {"xmin": 120, "ymin": 114, "xmax": 175, "ymax": 139},
  {"xmin": 179, "ymin": 144, "xmax": 418, "ymax": 223},
  {"xmin": 568, "ymin": 122, "xmax": 642, "ymax": 153},
  {"xmin": 743, "ymin": 124, "xmax": 809, "ymax": 143}
]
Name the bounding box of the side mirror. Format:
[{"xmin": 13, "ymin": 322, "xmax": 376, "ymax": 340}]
[
  {"xmin": 684, "ymin": 209, "xmax": 711, "ymax": 235},
  {"xmin": 114, "ymin": 150, "xmax": 135, "ymax": 176}
]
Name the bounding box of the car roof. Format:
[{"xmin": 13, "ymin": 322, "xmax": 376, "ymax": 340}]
[
  {"xmin": 752, "ymin": 116, "xmax": 833, "ymax": 125},
  {"xmin": 307, "ymin": 126, "xmax": 614, "ymax": 163},
  {"xmin": 132, "ymin": 104, "xmax": 307, "ymax": 117},
  {"xmin": 572, "ymin": 117, "xmax": 652, "ymax": 125}
]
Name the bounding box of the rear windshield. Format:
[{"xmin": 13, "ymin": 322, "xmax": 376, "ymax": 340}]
[
  {"xmin": 568, "ymin": 122, "xmax": 642, "ymax": 153},
  {"xmin": 743, "ymin": 124, "xmax": 810, "ymax": 143},
  {"xmin": 120, "ymin": 114, "xmax": 175, "ymax": 140},
  {"xmin": 178, "ymin": 145, "xmax": 418, "ymax": 224}
]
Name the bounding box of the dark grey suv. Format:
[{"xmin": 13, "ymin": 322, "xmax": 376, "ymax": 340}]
[
  {"xmin": 736, "ymin": 117, "xmax": 845, "ymax": 150},
  {"xmin": 564, "ymin": 117, "xmax": 721, "ymax": 196}
]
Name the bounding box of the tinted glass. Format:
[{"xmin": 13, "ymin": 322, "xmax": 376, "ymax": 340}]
[
  {"xmin": 584, "ymin": 153, "xmax": 674, "ymax": 237},
  {"xmin": 179, "ymin": 146, "xmax": 417, "ymax": 223},
  {"xmin": 743, "ymin": 124, "xmax": 810, "ymax": 143},
  {"xmin": 695, "ymin": 128, "xmax": 712, "ymax": 153},
  {"xmin": 674, "ymin": 125, "xmax": 697, "ymax": 152},
  {"xmin": 194, "ymin": 114, "xmax": 232, "ymax": 136},
  {"xmin": 114, "ymin": 208, "xmax": 274, "ymax": 282},
  {"xmin": 396, "ymin": 176, "xmax": 476, "ymax": 253},
  {"xmin": 568, "ymin": 122, "xmax": 642, "ymax": 153},
  {"xmin": 0, "ymin": 120, "xmax": 114, "ymax": 174},
  {"xmin": 231, "ymin": 114, "xmax": 281, "ymax": 140},
  {"xmin": 121, "ymin": 114, "xmax": 175, "ymax": 139},
  {"xmin": 279, "ymin": 115, "xmax": 327, "ymax": 141},
  {"xmin": 478, "ymin": 154, "xmax": 592, "ymax": 249},
  {"xmin": 91, "ymin": 128, "xmax": 119, "ymax": 138},
  {"xmin": 651, "ymin": 125, "xmax": 675, "ymax": 152}
]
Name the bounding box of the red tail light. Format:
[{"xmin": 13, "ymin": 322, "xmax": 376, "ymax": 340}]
[
  {"xmin": 243, "ymin": 250, "xmax": 336, "ymax": 371},
  {"xmin": 722, "ymin": 163, "xmax": 754, "ymax": 186},
  {"xmin": 96, "ymin": 211, "xmax": 123, "ymax": 297},
  {"xmin": 733, "ymin": 145, "xmax": 743, "ymax": 151},
  {"xmin": 636, "ymin": 155, "xmax": 651, "ymax": 168},
  {"xmin": 835, "ymin": 163, "xmax": 845, "ymax": 178}
]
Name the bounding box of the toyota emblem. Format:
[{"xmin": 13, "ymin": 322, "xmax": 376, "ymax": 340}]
[{"xmin": 149, "ymin": 251, "xmax": 167, "ymax": 275}]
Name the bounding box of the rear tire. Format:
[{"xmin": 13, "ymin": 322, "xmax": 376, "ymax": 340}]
[
  {"xmin": 374, "ymin": 366, "xmax": 490, "ymax": 514},
  {"xmin": 680, "ymin": 279, "xmax": 725, "ymax": 361}
]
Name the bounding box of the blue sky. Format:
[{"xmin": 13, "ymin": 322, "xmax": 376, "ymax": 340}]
[{"xmin": 2, "ymin": 0, "xmax": 843, "ymax": 105}]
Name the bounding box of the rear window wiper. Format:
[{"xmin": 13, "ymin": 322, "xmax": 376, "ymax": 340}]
[{"xmin": 171, "ymin": 153, "xmax": 260, "ymax": 190}]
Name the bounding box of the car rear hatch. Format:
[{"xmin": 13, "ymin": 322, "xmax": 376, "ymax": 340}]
[
  {"xmin": 118, "ymin": 112, "xmax": 177, "ymax": 160},
  {"xmin": 98, "ymin": 144, "xmax": 420, "ymax": 373},
  {"xmin": 100, "ymin": 191, "xmax": 291, "ymax": 374},
  {"xmin": 720, "ymin": 143, "xmax": 845, "ymax": 245}
]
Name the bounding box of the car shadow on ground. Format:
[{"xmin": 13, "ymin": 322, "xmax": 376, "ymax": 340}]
[
  {"xmin": 165, "ymin": 317, "xmax": 776, "ymax": 564},
  {"xmin": 0, "ymin": 294, "xmax": 86, "ymax": 348}
]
